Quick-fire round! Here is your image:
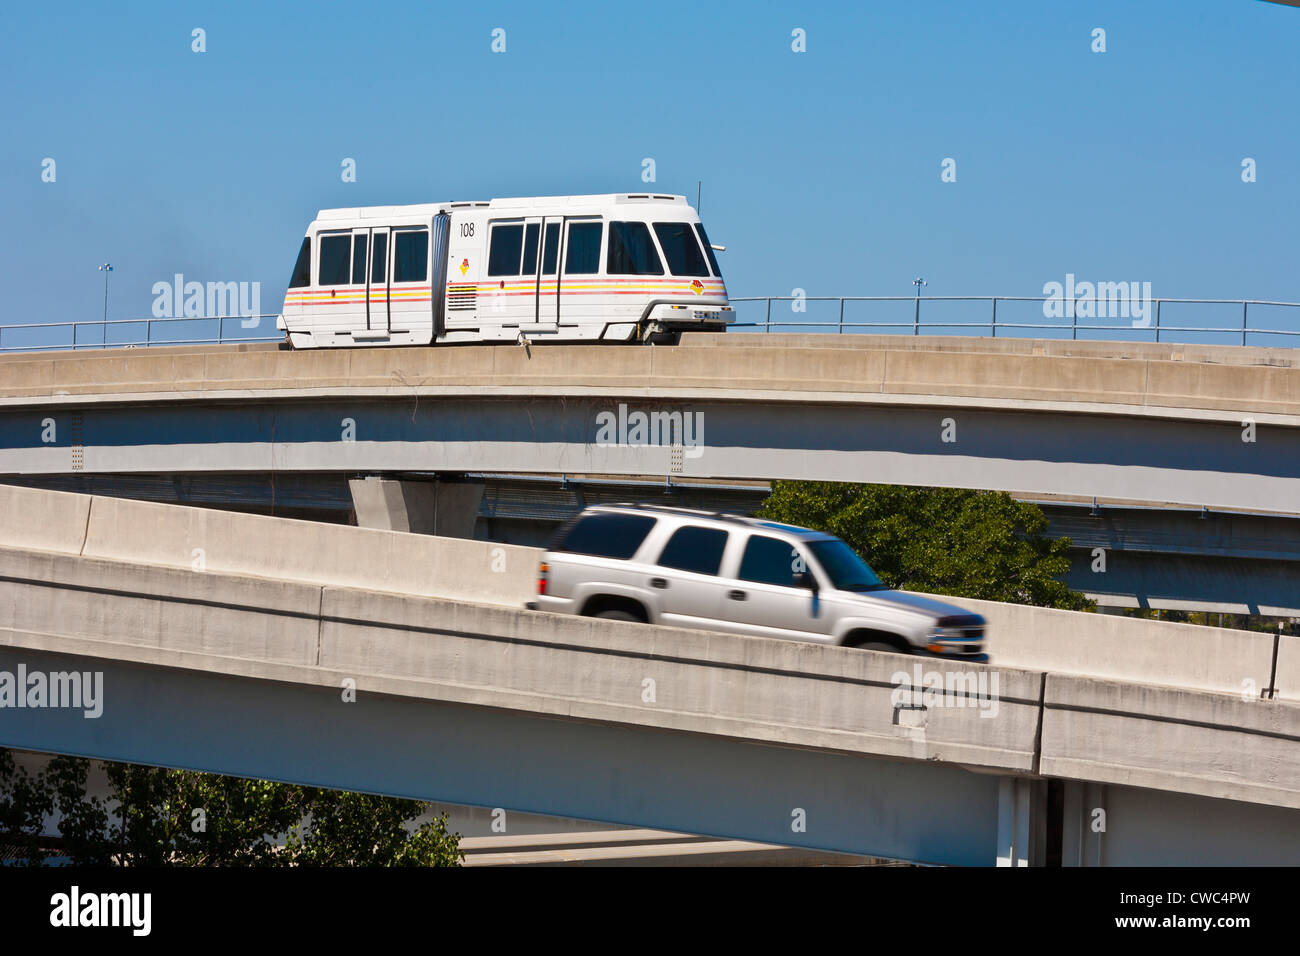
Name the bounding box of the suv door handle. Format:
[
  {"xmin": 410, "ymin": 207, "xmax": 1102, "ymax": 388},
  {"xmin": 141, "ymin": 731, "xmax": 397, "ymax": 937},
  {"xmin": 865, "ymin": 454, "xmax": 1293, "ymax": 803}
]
[
  {"xmin": 727, "ymin": 589, "xmax": 747, "ymax": 601},
  {"xmin": 650, "ymin": 577, "xmax": 668, "ymax": 589}
]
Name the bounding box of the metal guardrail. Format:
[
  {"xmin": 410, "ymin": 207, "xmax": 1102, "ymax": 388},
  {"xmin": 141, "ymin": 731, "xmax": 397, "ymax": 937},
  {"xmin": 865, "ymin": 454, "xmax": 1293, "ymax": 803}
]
[
  {"xmin": 0, "ymin": 315, "xmax": 283, "ymax": 352},
  {"xmin": 4, "ymin": 297, "xmax": 1300, "ymax": 352},
  {"xmin": 728, "ymin": 297, "xmax": 1300, "ymax": 346}
]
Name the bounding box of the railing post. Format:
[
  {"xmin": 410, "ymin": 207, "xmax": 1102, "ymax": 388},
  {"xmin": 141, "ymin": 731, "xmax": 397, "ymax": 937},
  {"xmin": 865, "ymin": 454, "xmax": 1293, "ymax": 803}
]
[
  {"xmin": 913, "ymin": 296, "xmax": 920, "ymax": 335},
  {"xmin": 837, "ymin": 298, "xmax": 844, "ymax": 334},
  {"xmin": 991, "ymin": 297, "xmax": 998, "ymax": 338},
  {"xmin": 1242, "ymin": 301, "xmax": 1248, "ymax": 347},
  {"xmin": 1071, "ymin": 297, "xmax": 1078, "ymax": 340},
  {"xmin": 218, "ymin": 316, "xmax": 224, "ymax": 345},
  {"xmin": 146, "ymin": 318, "xmax": 151, "ymax": 348},
  {"xmin": 765, "ymin": 297, "xmax": 771, "ymax": 333},
  {"xmin": 1154, "ymin": 299, "xmax": 1161, "ymax": 343}
]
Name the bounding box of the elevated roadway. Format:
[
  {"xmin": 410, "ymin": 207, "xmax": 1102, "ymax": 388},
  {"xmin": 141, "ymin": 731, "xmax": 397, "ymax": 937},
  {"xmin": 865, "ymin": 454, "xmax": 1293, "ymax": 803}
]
[{"xmin": 1, "ymin": 334, "xmax": 1299, "ymax": 513}]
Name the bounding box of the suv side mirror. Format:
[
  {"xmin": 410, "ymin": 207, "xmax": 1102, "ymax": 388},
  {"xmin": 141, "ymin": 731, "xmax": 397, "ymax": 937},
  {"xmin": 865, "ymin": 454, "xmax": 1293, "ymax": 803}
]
[{"xmin": 797, "ymin": 570, "xmax": 819, "ymax": 593}]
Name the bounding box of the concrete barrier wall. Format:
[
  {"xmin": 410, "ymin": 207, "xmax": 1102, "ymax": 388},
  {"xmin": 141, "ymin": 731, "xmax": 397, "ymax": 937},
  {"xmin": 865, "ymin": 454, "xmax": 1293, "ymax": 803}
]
[
  {"xmin": 77, "ymin": 491, "xmax": 536, "ymax": 606},
  {"xmin": 2, "ymin": 335, "xmax": 1298, "ymax": 419},
  {"xmin": 0, "ymin": 544, "xmax": 1041, "ymax": 774},
  {"xmin": 0, "ymin": 545, "xmax": 320, "ymax": 668},
  {"xmin": 920, "ymin": 591, "xmax": 1286, "ymax": 700},
  {"xmin": 680, "ymin": 333, "xmax": 1300, "ymax": 369},
  {"xmin": 1040, "ymin": 672, "xmax": 1300, "ymax": 810},
  {"xmin": 0, "ymin": 482, "xmax": 92, "ymax": 555}
]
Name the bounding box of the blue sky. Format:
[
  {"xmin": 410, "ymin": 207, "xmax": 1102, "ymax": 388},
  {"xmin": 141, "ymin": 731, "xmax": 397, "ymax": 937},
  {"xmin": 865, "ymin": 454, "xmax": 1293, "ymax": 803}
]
[{"xmin": 2, "ymin": 0, "xmax": 1297, "ymax": 345}]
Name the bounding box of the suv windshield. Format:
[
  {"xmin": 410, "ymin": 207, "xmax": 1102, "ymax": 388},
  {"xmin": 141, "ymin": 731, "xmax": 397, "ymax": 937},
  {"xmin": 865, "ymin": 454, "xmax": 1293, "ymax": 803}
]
[{"xmin": 808, "ymin": 539, "xmax": 886, "ymax": 592}]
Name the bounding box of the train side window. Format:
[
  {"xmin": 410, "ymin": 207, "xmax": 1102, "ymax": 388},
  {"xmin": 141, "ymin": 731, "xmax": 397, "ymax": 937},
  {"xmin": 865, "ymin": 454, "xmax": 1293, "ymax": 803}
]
[
  {"xmin": 371, "ymin": 233, "xmax": 387, "ymax": 284},
  {"xmin": 607, "ymin": 221, "xmax": 664, "ymax": 276},
  {"xmin": 541, "ymin": 222, "xmax": 561, "ymax": 275},
  {"xmin": 351, "ymin": 234, "xmax": 368, "ymax": 285},
  {"xmin": 393, "ymin": 230, "xmax": 428, "ymax": 282},
  {"xmin": 521, "ymin": 223, "xmax": 540, "ymax": 275},
  {"xmin": 318, "ymin": 234, "xmax": 351, "ymax": 287},
  {"xmin": 288, "ymin": 238, "xmax": 311, "ymax": 288},
  {"xmin": 488, "ymin": 223, "xmax": 524, "ymax": 276},
  {"xmin": 653, "ymin": 222, "xmax": 709, "ymax": 277},
  {"xmin": 565, "ymin": 221, "xmax": 602, "ymax": 275}
]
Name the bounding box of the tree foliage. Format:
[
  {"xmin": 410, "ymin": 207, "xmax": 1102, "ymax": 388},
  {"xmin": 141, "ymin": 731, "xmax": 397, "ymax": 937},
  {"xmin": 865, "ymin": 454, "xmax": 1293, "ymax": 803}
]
[
  {"xmin": 757, "ymin": 481, "xmax": 1093, "ymax": 610},
  {"xmin": 0, "ymin": 752, "xmax": 463, "ymax": 867}
]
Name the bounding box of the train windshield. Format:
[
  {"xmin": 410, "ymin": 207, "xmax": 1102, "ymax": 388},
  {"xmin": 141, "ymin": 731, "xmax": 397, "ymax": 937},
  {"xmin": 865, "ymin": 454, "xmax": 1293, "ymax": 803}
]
[{"xmin": 653, "ymin": 222, "xmax": 709, "ymax": 276}]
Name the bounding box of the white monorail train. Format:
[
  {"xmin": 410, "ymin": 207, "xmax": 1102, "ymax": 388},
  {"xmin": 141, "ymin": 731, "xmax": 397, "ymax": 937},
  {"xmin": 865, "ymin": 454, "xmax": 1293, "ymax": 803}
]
[{"xmin": 277, "ymin": 193, "xmax": 732, "ymax": 348}]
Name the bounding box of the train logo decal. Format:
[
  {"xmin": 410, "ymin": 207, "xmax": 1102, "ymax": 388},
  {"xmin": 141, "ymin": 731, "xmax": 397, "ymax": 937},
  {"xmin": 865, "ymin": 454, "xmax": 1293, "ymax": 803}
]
[
  {"xmin": 690, "ymin": 279, "xmax": 705, "ymax": 295},
  {"xmin": 459, "ymin": 258, "xmax": 470, "ymax": 276}
]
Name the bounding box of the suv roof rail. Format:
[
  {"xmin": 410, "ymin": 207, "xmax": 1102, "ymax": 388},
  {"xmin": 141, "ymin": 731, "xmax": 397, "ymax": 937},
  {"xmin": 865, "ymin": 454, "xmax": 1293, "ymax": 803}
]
[{"xmin": 595, "ymin": 501, "xmax": 757, "ymax": 525}]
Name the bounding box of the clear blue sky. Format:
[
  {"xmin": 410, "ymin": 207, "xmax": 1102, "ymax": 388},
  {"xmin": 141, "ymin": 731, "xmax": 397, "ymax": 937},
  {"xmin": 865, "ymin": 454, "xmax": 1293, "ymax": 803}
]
[{"xmin": 2, "ymin": 0, "xmax": 1297, "ymax": 341}]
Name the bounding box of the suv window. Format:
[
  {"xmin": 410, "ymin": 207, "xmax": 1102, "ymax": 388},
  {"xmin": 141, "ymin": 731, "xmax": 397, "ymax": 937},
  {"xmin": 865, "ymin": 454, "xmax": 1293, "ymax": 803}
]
[
  {"xmin": 657, "ymin": 526, "xmax": 728, "ymax": 576},
  {"xmin": 737, "ymin": 535, "xmax": 806, "ymax": 588},
  {"xmin": 553, "ymin": 513, "xmax": 657, "ymax": 560}
]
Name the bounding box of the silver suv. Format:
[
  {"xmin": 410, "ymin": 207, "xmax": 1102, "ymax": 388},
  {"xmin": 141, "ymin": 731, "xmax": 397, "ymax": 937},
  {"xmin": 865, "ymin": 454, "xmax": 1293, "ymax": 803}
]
[{"xmin": 526, "ymin": 504, "xmax": 988, "ymax": 661}]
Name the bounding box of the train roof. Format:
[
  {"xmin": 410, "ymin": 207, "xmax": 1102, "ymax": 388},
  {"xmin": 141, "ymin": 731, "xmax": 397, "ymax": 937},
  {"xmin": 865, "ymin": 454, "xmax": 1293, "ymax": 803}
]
[{"xmin": 315, "ymin": 193, "xmax": 689, "ymax": 222}]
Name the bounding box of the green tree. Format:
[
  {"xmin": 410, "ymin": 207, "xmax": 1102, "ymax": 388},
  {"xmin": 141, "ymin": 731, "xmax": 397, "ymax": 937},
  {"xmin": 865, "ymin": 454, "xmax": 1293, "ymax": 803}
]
[
  {"xmin": 0, "ymin": 750, "xmax": 464, "ymax": 867},
  {"xmin": 758, "ymin": 481, "xmax": 1092, "ymax": 610}
]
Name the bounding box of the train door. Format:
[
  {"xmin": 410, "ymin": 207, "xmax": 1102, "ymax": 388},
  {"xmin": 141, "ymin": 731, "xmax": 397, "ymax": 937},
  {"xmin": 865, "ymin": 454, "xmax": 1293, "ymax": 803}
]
[
  {"xmin": 316, "ymin": 230, "xmax": 366, "ymax": 336},
  {"xmin": 388, "ymin": 225, "xmax": 431, "ymax": 339},
  {"xmin": 558, "ymin": 217, "xmax": 603, "ymax": 328},
  {"xmin": 366, "ymin": 227, "xmax": 389, "ymax": 335},
  {"xmin": 483, "ymin": 217, "xmax": 540, "ymax": 329},
  {"xmin": 535, "ymin": 218, "xmax": 562, "ymax": 325}
]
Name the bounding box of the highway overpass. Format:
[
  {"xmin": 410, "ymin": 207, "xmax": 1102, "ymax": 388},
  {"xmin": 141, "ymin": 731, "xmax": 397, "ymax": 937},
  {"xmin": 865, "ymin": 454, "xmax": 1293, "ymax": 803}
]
[
  {"xmin": 1, "ymin": 484, "xmax": 1297, "ymax": 866},
  {"xmin": 1, "ymin": 334, "xmax": 1299, "ymax": 514}
]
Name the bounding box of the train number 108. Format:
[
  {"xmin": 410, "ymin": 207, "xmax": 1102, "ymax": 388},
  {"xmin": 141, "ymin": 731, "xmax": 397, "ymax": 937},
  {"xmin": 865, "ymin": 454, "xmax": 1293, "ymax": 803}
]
[{"xmin": 459, "ymin": 222, "xmax": 475, "ymax": 237}]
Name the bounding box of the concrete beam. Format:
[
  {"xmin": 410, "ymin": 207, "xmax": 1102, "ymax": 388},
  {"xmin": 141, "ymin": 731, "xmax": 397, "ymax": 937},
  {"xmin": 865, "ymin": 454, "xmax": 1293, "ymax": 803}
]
[{"xmin": 348, "ymin": 477, "xmax": 484, "ymax": 538}]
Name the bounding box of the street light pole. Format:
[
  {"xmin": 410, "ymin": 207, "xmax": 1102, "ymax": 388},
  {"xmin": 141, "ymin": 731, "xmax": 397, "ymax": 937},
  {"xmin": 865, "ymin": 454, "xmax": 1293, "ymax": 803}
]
[
  {"xmin": 98, "ymin": 263, "xmax": 113, "ymax": 324},
  {"xmin": 912, "ymin": 276, "xmax": 926, "ymax": 335}
]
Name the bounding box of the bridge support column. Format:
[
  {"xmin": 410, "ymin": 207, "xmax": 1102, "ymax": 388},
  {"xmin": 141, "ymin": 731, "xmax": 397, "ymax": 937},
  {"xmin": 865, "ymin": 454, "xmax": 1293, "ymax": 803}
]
[
  {"xmin": 348, "ymin": 477, "xmax": 484, "ymax": 539},
  {"xmin": 1060, "ymin": 781, "xmax": 1107, "ymax": 867},
  {"xmin": 995, "ymin": 777, "xmax": 1047, "ymax": 866}
]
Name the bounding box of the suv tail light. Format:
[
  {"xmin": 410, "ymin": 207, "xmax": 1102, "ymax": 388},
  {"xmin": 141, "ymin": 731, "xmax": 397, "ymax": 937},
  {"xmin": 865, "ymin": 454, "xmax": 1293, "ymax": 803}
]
[{"xmin": 537, "ymin": 561, "xmax": 549, "ymax": 595}]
